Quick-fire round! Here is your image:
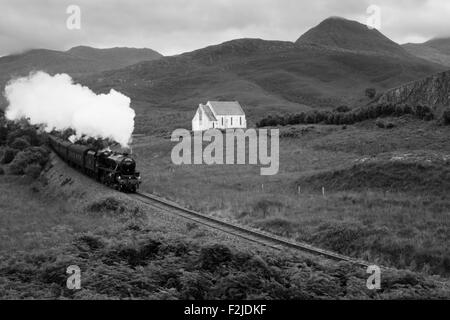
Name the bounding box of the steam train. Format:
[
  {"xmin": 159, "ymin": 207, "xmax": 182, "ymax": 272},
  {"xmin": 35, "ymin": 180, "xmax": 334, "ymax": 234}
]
[{"xmin": 48, "ymin": 135, "xmax": 141, "ymax": 192}]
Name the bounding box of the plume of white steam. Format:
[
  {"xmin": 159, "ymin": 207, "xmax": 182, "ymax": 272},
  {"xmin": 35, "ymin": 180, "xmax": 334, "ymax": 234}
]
[{"xmin": 4, "ymin": 71, "xmax": 135, "ymax": 147}]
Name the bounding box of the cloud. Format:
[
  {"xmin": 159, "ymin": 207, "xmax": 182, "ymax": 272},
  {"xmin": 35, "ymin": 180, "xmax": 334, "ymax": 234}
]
[{"xmin": 0, "ymin": 0, "xmax": 449, "ymax": 56}]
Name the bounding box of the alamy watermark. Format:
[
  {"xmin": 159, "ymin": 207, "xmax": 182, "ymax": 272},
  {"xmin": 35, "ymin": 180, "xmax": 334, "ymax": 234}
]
[
  {"xmin": 171, "ymin": 129, "xmax": 279, "ymax": 176},
  {"xmin": 66, "ymin": 5, "xmax": 81, "ymax": 30},
  {"xmin": 366, "ymin": 5, "xmax": 382, "ymax": 30},
  {"xmin": 66, "ymin": 265, "xmax": 81, "ymax": 290},
  {"xmin": 366, "ymin": 265, "xmax": 381, "ymax": 290}
]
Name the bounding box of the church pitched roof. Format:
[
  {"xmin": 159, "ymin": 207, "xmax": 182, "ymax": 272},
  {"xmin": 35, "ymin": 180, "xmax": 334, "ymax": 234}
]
[{"xmin": 207, "ymin": 101, "xmax": 245, "ymax": 116}]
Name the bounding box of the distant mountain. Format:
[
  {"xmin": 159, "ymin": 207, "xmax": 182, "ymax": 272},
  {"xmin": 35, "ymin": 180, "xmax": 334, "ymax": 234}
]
[
  {"xmin": 296, "ymin": 17, "xmax": 408, "ymax": 57},
  {"xmin": 0, "ymin": 46, "xmax": 162, "ymax": 108},
  {"xmin": 403, "ymin": 38, "xmax": 450, "ymax": 67},
  {"xmin": 0, "ymin": 49, "xmax": 97, "ymax": 78},
  {"xmin": 0, "ymin": 46, "xmax": 162, "ymax": 80},
  {"xmin": 66, "ymin": 46, "xmax": 162, "ymax": 71},
  {"xmin": 80, "ymin": 18, "xmax": 444, "ymax": 133},
  {"xmin": 1, "ymin": 17, "xmax": 445, "ymax": 133},
  {"xmin": 425, "ymin": 38, "xmax": 450, "ymax": 52}
]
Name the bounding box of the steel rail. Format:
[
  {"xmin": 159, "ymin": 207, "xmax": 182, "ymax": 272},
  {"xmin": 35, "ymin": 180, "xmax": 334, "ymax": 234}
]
[{"xmin": 133, "ymin": 192, "xmax": 371, "ymax": 268}]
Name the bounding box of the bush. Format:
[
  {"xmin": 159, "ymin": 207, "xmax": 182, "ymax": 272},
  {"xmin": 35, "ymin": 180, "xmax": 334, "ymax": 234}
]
[
  {"xmin": 10, "ymin": 137, "xmax": 31, "ymax": 150},
  {"xmin": 199, "ymin": 244, "xmax": 233, "ymax": 271},
  {"xmin": 24, "ymin": 164, "xmax": 42, "ymax": 179},
  {"xmin": 88, "ymin": 197, "xmax": 126, "ymax": 213},
  {"xmin": 6, "ymin": 126, "xmax": 42, "ymax": 146},
  {"xmin": 375, "ymin": 118, "xmax": 395, "ymax": 129},
  {"xmin": 9, "ymin": 158, "xmax": 27, "ymax": 175},
  {"xmin": 375, "ymin": 118, "xmax": 385, "ymax": 128},
  {"xmin": 386, "ymin": 122, "xmax": 395, "ymax": 129},
  {"xmin": 0, "ymin": 126, "xmax": 7, "ymax": 145},
  {"xmin": 256, "ymin": 103, "xmax": 435, "ymax": 128},
  {"xmin": 335, "ymin": 105, "xmax": 351, "ymax": 113},
  {"xmin": 0, "ymin": 147, "xmax": 19, "ymax": 164},
  {"xmin": 0, "ymin": 166, "xmax": 4, "ymax": 175},
  {"xmin": 442, "ymin": 108, "xmax": 450, "ymax": 125},
  {"xmin": 365, "ymin": 88, "xmax": 377, "ymax": 99},
  {"xmin": 9, "ymin": 147, "xmax": 49, "ymax": 175}
]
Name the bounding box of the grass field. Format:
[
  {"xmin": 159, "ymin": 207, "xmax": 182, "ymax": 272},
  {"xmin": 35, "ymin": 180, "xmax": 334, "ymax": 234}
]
[
  {"xmin": 132, "ymin": 116, "xmax": 450, "ymax": 277},
  {"xmin": 3, "ymin": 159, "xmax": 448, "ymax": 299}
]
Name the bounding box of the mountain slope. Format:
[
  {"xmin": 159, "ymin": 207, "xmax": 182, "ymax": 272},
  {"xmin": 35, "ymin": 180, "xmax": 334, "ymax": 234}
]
[
  {"xmin": 0, "ymin": 46, "xmax": 162, "ymax": 108},
  {"xmin": 66, "ymin": 46, "xmax": 162, "ymax": 71},
  {"xmin": 296, "ymin": 17, "xmax": 408, "ymax": 57},
  {"xmin": 403, "ymin": 38, "xmax": 450, "ymax": 67},
  {"xmin": 1, "ymin": 17, "xmax": 444, "ymax": 133},
  {"xmin": 378, "ymin": 69, "xmax": 450, "ymax": 108},
  {"xmin": 79, "ymin": 18, "xmax": 444, "ymax": 133}
]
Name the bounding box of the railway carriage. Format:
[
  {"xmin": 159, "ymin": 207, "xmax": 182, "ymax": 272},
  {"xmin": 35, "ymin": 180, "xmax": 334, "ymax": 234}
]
[
  {"xmin": 67, "ymin": 144, "xmax": 90, "ymax": 168},
  {"xmin": 85, "ymin": 150, "xmax": 97, "ymax": 174}
]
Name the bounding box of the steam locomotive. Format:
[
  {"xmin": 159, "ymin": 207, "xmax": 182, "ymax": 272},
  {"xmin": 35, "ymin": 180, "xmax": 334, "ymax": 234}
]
[{"xmin": 48, "ymin": 135, "xmax": 141, "ymax": 192}]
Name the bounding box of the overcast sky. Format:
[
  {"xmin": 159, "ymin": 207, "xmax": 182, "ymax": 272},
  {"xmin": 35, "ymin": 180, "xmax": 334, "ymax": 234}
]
[{"xmin": 1, "ymin": 0, "xmax": 450, "ymax": 57}]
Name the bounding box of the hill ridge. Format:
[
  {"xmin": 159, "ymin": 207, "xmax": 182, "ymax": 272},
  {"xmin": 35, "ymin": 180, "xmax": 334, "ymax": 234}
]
[{"xmin": 296, "ymin": 17, "xmax": 409, "ymax": 57}]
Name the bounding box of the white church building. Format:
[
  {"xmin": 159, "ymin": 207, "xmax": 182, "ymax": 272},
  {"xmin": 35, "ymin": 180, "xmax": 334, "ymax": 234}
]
[{"xmin": 192, "ymin": 101, "xmax": 247, "ymax": 131}]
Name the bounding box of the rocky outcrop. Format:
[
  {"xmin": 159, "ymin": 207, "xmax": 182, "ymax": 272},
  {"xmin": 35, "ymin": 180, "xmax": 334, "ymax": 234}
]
[{"xmin": 378, "ymin": 70, "xmax": 450, "ymax": 107}]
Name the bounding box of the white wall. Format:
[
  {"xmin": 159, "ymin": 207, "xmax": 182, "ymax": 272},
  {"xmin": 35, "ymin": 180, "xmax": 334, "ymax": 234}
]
[
  {"xmin": 215, "ymin": 115, "xmax": 246, "ymax": 129},
  {"xmin": 192, "ymin": 107, "xmax": 215, "ymax": 131},
  {"xmin": 192, "ymin": 106, "xmax": 247, "ymax": 131}
]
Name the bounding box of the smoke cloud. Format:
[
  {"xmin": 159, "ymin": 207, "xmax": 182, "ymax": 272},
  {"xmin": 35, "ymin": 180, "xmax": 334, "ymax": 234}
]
[{"xmin": 4, "ymin": 71, "xmax": 135, "ymax": 147}]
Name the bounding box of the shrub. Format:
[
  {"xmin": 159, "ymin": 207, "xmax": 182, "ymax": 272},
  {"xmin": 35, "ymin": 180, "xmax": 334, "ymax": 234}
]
[
  {"xmin": 24, "ymin": 163, "xmax": 43, "ymax": 179},
  {"xmin": 375, "ymin": 118, "xmax": 396, "ymax": 129},
  {"xmin": 88, "ymin": 197, "xmax": 126, "ymax": 213},
  {"xmin": 375, "ymin": 118, "xmax": 385, "ymax": 128},
  {"xmin": 9, "ymin": 159, "xmax": 27, "ymax": 175},
  {"xmin": 335, "ymin": 105, "xmax": 351, "ymax": 113},
  {"xmin": 0, "ymin": 166, "xmax": 4, "ymax": 175},
  {"xmin": 7, "ymin": 127, "xmax": 42, "ymax": 146},
  {"xmin": 9, "ymin": 147, "xmax": 49, "ymax": 175},
  {"xmin": 386, "ymin": 122, "xmax": 395, "ymax": 129},
  {"xmin": 256, "ymin": 103, "xmax": 436, "ymax": 128},
  {"xmin": 0, "ymin": 126, "xmax": 7, "ymax": 145},
  {"xmin": 342, "ymin": 113, "xmax": 355, "ymax": 124},
  {"xmin": 199, "ymin": 244, "xmax": 233, "ymax": 271},
  {"xmin": 0, "ymin": 147, "xmax": 19, "ymax": 164},
  {"xmin": 10, "ymin": 137, "xmax": 31, "ymax": 150},
  {"xmin": 304, "ymin": 111, "xmax": 317, "ymax": 124},
  {"xmin": 365, "ymin": 88, "xmax": 377, "ymax": 99},
  {"xmin": 442, "ymin": 108, "xmax": 450, "ymax": 125}
]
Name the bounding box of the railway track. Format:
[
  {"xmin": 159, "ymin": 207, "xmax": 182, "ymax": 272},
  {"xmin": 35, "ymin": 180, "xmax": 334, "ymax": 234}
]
[{"xmin": 133, "ymin": 191, "xmax": 371, "ymax": 268}]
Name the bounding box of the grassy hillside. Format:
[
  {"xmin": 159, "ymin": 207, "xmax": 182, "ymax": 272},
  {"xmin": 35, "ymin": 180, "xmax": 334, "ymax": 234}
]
[
  {"xmin": 80, "ymin": 18, "xmax": 444, "ymax": 134},
  {"xmin": 0, "ymin": 17, "xmax": 444, "ymax": 133},
  {"xmin": 0, "ymin": 46, "xmax": 162, "ymax": 109},
  {"xmin": 403, "ymin": 38, "xmax": 450, "ymax": 67},
  {"xmin": 298, "ymin": 160, "xmax": 450, "ymax": 195},
  {"xmin": 131, "ymin": 117, "xmax": 450, "ymax": 277},
  {"xmin": 66, "ymin": 46, "xmax": 162, "ymax": 71},
  {"xmin": 3, "ymin": 158, "xmax": 448, "ymax": 299}
]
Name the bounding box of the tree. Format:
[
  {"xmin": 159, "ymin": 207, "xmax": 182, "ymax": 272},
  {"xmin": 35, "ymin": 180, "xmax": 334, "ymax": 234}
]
[
  {"xmin": 335, "ymin": 105, "xmax": 351, "ymax": 113},
  {"xmin": 442, "ymin": 108, "xmax": 450, "ymax": 125},
  {"xmin": 1, "ymin": 147, "xmax": 18, "ymax": 164},
  {"xmin": 10, "ymin": 137, "xmax": 31, "ymax": 150},
  {"xmin": 365, "ymin": 88, "xmax": 377, "ymax": 99}
]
